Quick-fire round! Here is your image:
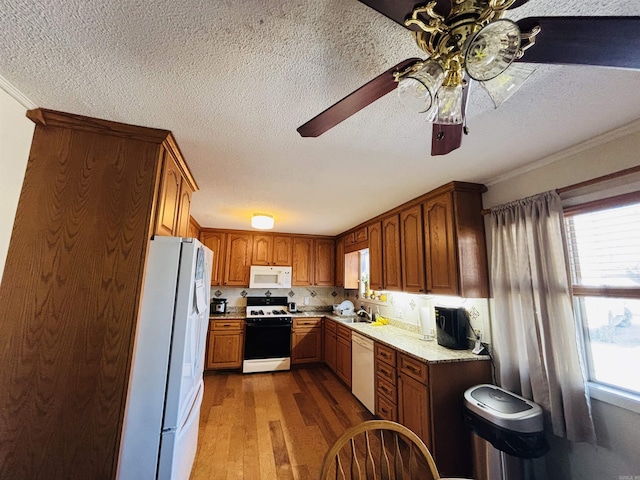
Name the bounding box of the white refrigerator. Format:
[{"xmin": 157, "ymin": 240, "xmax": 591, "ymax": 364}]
[{"xmin": 118, "ymin": 237, "xmax": 212, "ymax": 480}]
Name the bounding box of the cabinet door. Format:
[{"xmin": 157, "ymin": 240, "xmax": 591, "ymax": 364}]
[
  {"xmin": 368, "ymin": 221, "xmax": 383, "ymax": 290},
  {"xmin": 424, "ymin": 192, "xmax": 458, "ymax": 295},
  {"xmin": 188, "ymin": 216, "xmax": 200, "ymax": 240},
  {"xmin": 224, "ymin": 233, "xmax": 253, "ymax": 286},
  {"xmin": 400, "ymin": 205, "xmax": 425, "ymax": 293},
  {"xmin": 335, "ymin": 237, "xmax": 345, "ymax": 288},
  {"xmin": 200, "ymin": 231, "xmax": 226, "ymax": 286},
  {"xmin": 336, "ymin": 335, "xmax": 352, "ymax": 388},
  {"xmin": 175, "ymin": 182, "xmax": 193, "ymax": 237},
  {"xmin": 292, "ymin": 327, "xmax": 323, "ymax": 364},
  {"xmin": 272, "ymin": 236, "xmax": 293, "ymax": 265},
  {"xmin": 315, "ymin": 238, "xmax": 335, "ymax": 286},
  {"xmin": 324, "ymin": 327, "xmax": 337, "ymax": 372},
  {"xmin": 252, "ymin": 235, "xmax": 272, "ymax": 266},
  {"xmin": 292, "ymin": 237, "xmax": 314, "ymax": 285},
  {"xmin": 398, "ymin": 373, "xmax": 431, "ymax": 448},
  {"xmin": 382, "ymin": 214, "xmax": 402, "ymax": 290},
  {"xmin": 155, "ymin": 150, "xmax": 182, "ymax": 236},
  {"xmin": 206, "ymin": 330, "xmax": 243, "ymax": 369}
]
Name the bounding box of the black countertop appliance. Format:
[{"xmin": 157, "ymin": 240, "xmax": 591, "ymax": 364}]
[
  {"xmin": 434, "ymin": 306, "xmax": 469, "ymax": 349},
  {"xmin": 211, "ymin": 298, "xmax": 227, "ymax": 314}
]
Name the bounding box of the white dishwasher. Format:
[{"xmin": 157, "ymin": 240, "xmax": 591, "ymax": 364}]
[{"xmin": 351, "ymin": 332, "xmax": 375, "ymax": 414}]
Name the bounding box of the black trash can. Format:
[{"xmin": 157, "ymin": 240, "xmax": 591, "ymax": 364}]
[{"xmin": 463, "ymin": 384, "xmax": 549, "ymax": 480}]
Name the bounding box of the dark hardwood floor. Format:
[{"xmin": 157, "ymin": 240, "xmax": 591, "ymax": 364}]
[{"xmin": 190, "ymin": 367, "xmax": 373, "ymax": 480}]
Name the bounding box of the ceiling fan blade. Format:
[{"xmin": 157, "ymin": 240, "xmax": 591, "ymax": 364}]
[
  {"xmin": 431, "ymin": 124, "xmax": 463, "ymax": 156},
  {"xmin": 297, "ymin": 58, "xmax": 422, "ymax": 137},
  {"xmin": 516, "ymin": 17, "xmax": 640, "ymax": 69},
  {"xmin": 357, "ymin": 0, "xmax": 452, "ymax": 31}
]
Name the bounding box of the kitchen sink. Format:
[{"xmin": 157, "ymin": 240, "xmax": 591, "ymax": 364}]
[{"xmin": 340, "ymin": 316, "xmax": 371, "ymax": 324}]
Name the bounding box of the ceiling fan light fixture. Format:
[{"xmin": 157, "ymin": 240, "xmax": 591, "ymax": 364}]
[
  {"xmin": 396, "ymin": 61, "xmax": 444, "ymax": 118},
  {"xmin": 480, "ymin": 63, "xmax": 536, "ymax": 108},
  {"xmin": 436, "ymin": 84, "xmax": 464, "ymax": 125},
  {"xmin": 251, "ymin": 213, "xmax": 274, "ymax": 230},
  {"xmin": 465, "ymin": 19, "xmax": 522, "ymax": 81}
]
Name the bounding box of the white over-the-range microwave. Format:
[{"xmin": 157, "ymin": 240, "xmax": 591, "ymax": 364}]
[{"xmin": 249, "ymin": 265, "xmax": 292, "ymax": 289}]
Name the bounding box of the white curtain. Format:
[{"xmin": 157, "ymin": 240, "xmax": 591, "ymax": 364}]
[{"xmin": 490, "ymin": 190, "xmax": 596, "ymax": 443}]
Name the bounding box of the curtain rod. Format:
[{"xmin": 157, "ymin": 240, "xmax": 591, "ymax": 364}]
[{"xmin": 481, "ymin": 164, "xmax": 640, "ymax": 216}]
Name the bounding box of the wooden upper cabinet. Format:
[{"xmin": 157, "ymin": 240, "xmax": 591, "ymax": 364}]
[
  {"xmin": 175, "ymin": 182, "xmax": 193, "ymax": 237},
  {"xmin": 188, "ymin": 216, "xmax": 201, "ymax": 240},
  {"xmin": 368, "ymin": 221, "xmax": 383, "ymax": 290},
  {"xmin": 272, "ymin": 236, "xmax": 293, "ymax": 265},
  {"xmin": 335, "ymin": 236, "xmax": 345, "ymax": 288},
  {"xmin": 252, "ymin": 235, "xmax": 293, "ymax": 266},
  {"xmin": 155, "ymin": 150, "xmax": 182, "ymax": 236},
  {"xmin": 400, "ymin": 205, "xmax": 426, "ymax": 293},
  {"xmin": 424, "ymin": 189, "xmax": 488, "ymax": 297},
  {"xmin": 252, "ymin": 235, "xmax": 272, "ymax": 266},
  {"xmin": 424, "ymin": 192, "xmax": 458, "ymax": 295},
  {"xmin": 224, "ymin": 233, "xmax": 253, "ymax": 286},
  {"xmin": 292, "ymin": 237, "xmax": 314, "ymax": 285},
  {"xmin": 200, "ymin": 230, "xmax": 227, "ymax": 286},
  {"xmin": 382, "ymin": 214, "xmax": 402, "ymax": 291},
  {"xmin": 154, "ymin": 144, "xmax": 198, "ymax": 238},
  {"xmin": 315, "ymin": 238, "xmax": 335, "ymax": 286}
]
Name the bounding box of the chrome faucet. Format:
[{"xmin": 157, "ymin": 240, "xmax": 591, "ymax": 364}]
[{"xmin": 356, "ymin": 308, "xmax": 372, "ymax": 321}]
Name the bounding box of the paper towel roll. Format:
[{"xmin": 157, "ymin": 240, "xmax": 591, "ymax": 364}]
[{"xmin": 419, "ymin": 306, "xmax": 434, "ymax": 340}]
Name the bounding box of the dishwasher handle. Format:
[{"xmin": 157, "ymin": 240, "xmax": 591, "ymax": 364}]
[{"xmin": 352, "ymin": 332, "xmax": 374, "ymax": 350}]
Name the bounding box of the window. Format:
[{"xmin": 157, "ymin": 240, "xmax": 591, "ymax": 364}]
[{"xmin": 564, "ymin": 192, "xmax": 640, "ymax": 399}]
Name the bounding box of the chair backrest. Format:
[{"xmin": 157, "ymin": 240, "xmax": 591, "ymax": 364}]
[{"xmin": 318, "ymin": 420, "xmax": 441, "ymax": 480}]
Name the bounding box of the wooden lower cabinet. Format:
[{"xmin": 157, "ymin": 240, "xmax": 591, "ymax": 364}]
[
  {"xmin": 324, "ymin": 318, "xmax": 337, "ymax": 371},
  {"xmin": 335, "ymin": 325, "xmax": 352, "ymax": 387},
  {"xmin": 291, "ymin": 317, "xmax": 323, "ymax": 364},
  {"xmin": 396, "ymin": 352, "xmax": 492, "ymax": 478},
  {"xmin": 206, "ymin": 319, "xmax": 244, "ymax": 370},
  {"xmin": 374, "ymin": 342, "xmax": 397, "ymax": 421}
]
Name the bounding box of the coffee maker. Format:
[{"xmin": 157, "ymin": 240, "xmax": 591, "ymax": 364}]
[{"xmin": 434, "ymin": 306, "xmax": 469, "ymax": 350}]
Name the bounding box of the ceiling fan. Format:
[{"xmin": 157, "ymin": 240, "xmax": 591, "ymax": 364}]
[{"xmin": 297, "ymin": 0, "xmax": 640, "ymax": 155}]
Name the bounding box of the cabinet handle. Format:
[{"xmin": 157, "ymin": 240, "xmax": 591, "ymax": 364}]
[
  {"xmin": 380, "ymin": 406, "xmax": 390, "ymax": 415},
  {"xmin": 381, "ymin": 385, "xmax": 391, "ymax": 394},
  {"xmin": 406, "ymin": 364, "xmax": 420, "ymax": 374}
]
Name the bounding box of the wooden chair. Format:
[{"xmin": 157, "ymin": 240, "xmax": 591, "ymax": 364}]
[{"xmin": 318, "ymin": 419, "xmax": 442, "ymax": 480}]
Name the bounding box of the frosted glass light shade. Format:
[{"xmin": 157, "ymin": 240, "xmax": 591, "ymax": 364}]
[
  {"xmin": 251, "ymin": 213, "xmax": 274, "ymax": 229},
  {"xmin": 397, "ymin": 61, "xmax": 444, "ymax": 119},
  {"xmin": 465, "ymin": 19, "xmax": 521, "ymax": 81},
  {"xmin": 480, "ymin": 63, "xmax": 535, "ymax": 108},
  {"xmin": 436, "ymin": 84, "xmax": 463, "ymax": 124}
]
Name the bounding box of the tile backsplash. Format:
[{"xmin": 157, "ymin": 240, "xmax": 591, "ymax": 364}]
[{"xmin": 211, "ymin": 285, "xmax": 492, "ymax": 345}]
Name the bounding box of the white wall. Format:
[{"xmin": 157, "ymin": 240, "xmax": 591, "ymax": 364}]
[
  {"xmin": 483, "ymin": 123, "xmax": 640, "ymax": 480},
  {"xmin": 0, "ymin": 86, "xmax": 34, "ymax": 283}
]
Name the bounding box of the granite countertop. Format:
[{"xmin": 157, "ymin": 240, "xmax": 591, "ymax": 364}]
[{"xmin": 209, "ymin": 312, "xmax": 489, "ymax": 364}]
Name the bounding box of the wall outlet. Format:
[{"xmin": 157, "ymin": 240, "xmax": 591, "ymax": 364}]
[
  {"xmin": 304, "ymin": 296, "xmax": 310, "ymax": 305},
  {"xmin": 395, "ymin": 308, "xmax": 403, "ymax": 318}
]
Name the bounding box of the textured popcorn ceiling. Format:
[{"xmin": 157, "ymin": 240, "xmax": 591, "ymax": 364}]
[{"xmin": 2, "ymin": 0, "xmax": 640, "ymax": 235}]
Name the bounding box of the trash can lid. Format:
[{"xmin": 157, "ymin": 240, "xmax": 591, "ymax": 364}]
[
  {"xmin": 470, "ymin": 386, "xmax": 533, "ymax": 414},
  {"xmin": 464, "ymin": 384, "xmax": 544, "ymax": 433}
]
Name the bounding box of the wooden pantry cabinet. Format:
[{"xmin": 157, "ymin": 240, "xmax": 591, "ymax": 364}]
[
  {"xmin": 206, "ymin": 319, "xmax": 244, "ymax": 370},
  {"xmin": 291, "ymin": 317, "xmax": 323, "ymax": 364},
  {"xmin": 0, "ymin": 109, "xmax": 198, "ymax": 479}
]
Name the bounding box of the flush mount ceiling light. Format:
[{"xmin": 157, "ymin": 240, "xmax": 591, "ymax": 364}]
[
  {"xmin": 297, "ymin": 0, "xmax": 640, "ymax": 156},
  {"xmin": 251, "ymin": 213, "xmax": 274, "ymax": 230}
]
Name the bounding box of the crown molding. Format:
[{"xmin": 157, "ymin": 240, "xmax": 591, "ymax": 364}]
[
  {"xmin": 0, "ymin": 74, "xmax": 37, "ymax": 110},
  {"xmin": 485, "ymin": 118, "xmax": 640, "ymax": 187}
]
